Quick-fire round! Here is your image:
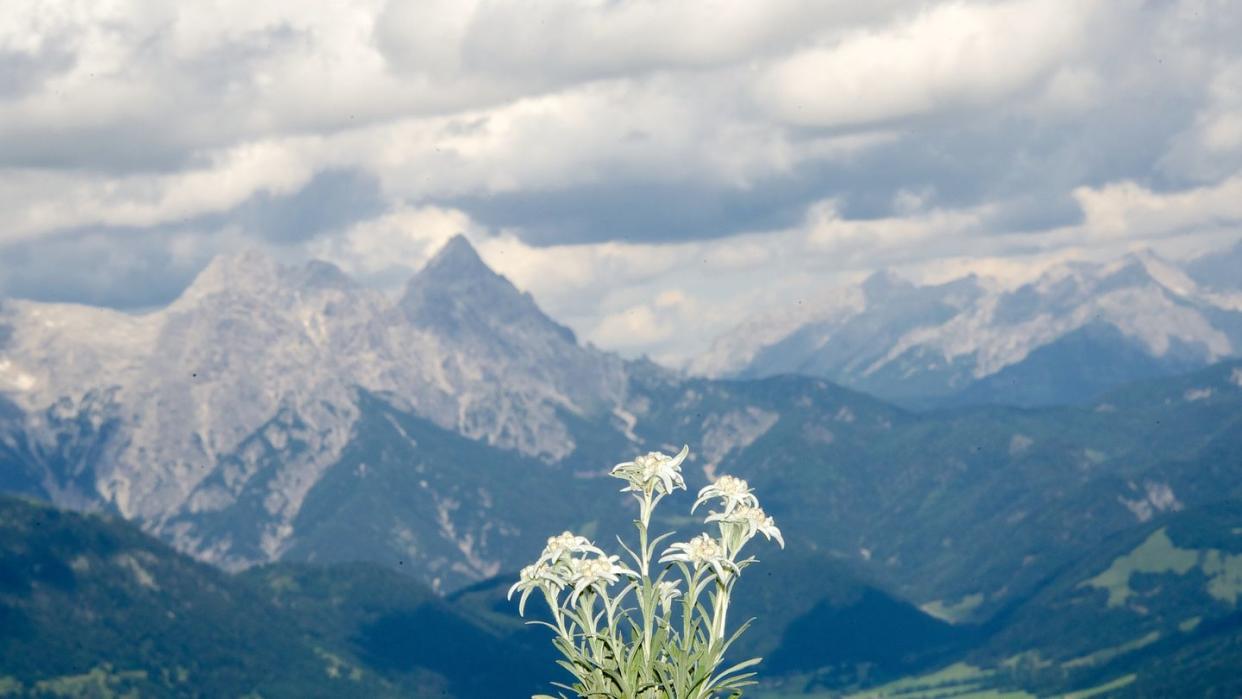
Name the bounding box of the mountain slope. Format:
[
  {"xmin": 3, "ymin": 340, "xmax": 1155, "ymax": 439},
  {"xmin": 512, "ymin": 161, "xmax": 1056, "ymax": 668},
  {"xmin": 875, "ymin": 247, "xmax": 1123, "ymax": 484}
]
[
  {"xmin": 397, "ymin": 234, "xmax": 628, "ymax": 458},
  {"xmin": 980, "ymin": 501, "xmax": 1242, "ymax": 666},
  {"xmin": 924, "ymin": 501, "xmax": 1242, "ymax": 698},
  {"xmin": 0, "ymin": 236, "xmax": 641, "ymax": 580},
  {"xmin": 0, "ymin": 494, "xmax": 554, "ymax": 698},
  {"xmin": 238, "ymin": 562, "xmax": 555, "ymax": 698},
  {"xmin": 670, "ymin": 360, "xmax": 1242, "ymax": 620},
  {"xmin": 754, "ymin": 502, "xmax": 1242, "ymax": 698},
  {"xmin": 729, "ymin": 551, "xmax": 975, "ymax": 692},
  {"xmin": 0, "ymin": 495, "xmax": 395, "ymax": 697},
  {"xmin": 948, "ymin": 322, "xmax": 1204, "ymax": 407},
  {"xmin": 275, "ymin": 391, "xmax": 611, "ymax": 591}
]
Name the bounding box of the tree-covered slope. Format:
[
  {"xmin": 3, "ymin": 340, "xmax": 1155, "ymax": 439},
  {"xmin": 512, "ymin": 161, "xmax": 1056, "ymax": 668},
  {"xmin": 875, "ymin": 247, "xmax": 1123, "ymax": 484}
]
[
  {"xmin": 237, "ymin": 562, "xmax": 554, "ymax": 698},
  {"xmin": 974, "ymin": 500, "xmax": 1242, "ymax": 697},
  {"xmin": 0, "ymin": 496, "xmax": 386, "ymax": 697},
  {"xmin": 678, "ymin": 360, "xmax": 1242, "ymax": 619},
  {"xmin": 0, "ymin": 495, "xmax": 550, "ymax": 698}
]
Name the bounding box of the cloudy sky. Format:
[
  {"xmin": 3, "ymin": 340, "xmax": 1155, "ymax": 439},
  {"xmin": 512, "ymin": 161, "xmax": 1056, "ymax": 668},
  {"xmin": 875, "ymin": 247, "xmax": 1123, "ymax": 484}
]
[{"xmin": 3, "ymin": 0, "xmax": 1241, "ymax": 364}]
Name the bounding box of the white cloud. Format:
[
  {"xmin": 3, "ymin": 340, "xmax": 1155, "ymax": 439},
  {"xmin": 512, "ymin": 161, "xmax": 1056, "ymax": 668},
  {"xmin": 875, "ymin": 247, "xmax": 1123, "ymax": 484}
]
[
  {"xmin": 758, "ymin": 0, "xmax": 1095, "ymax": 127},
  {"xmin": 477, "ymin": 233, "xmax": 686, "ymax": 310},
  {"xmin": 592, "ymin": 305, "xmax": 674, "ymax": 354},
  {"xmin": 373, "ymin": 0, "xmax": 903, "ymax": 84},
  {"xmin": 804, "ymin": 199, "xmax": 989, "ymax": 261},
  {"xmin": 345, "ymin": 77, "xmax": 820, "ymax": 202},
  {"xmin": 1073, "ymin": 176, "xmax": 1242, "ymax": 240},
  {"xmin": 1161, "ymin": 59, "xmax": 1242, "ymax": 181},
  {"xmin": 0, "ymin": 140, "xmax": 319, "ymax": 242}
]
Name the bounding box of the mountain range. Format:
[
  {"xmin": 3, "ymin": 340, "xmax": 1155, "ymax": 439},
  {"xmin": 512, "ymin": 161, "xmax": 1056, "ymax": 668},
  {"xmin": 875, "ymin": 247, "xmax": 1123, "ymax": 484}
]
[
  {"xmin": 2, "ymin": 235, "xmax": 1241, "ymax": 603},
  {"xmin": 692, "ymin": 241, "xmax": 1242, "ymax": 408},
  {"xmin": 0, "ymin": 235, "xmax": 639, "ymax": 590},
  {"xmin": 2, "ymin": 235, "xmax": 1242, "ymax": 695}
]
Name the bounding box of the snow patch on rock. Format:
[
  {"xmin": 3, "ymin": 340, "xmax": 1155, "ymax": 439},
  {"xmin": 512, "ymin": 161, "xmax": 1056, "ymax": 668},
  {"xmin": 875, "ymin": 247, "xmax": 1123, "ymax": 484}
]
[
  {"xmin": 1119, "ymin": 481, "xmax": 1184, "ymax": 523},
  {"xmin": 699, "ymin": 407, "xmax": 779, "ymax": 480}
]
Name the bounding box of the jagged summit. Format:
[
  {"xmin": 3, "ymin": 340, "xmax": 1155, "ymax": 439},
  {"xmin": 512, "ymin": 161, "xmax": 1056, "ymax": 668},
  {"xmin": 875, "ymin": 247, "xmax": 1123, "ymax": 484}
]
[
  {"xmin": 418, "ymin": 233, "xmax": 490, "ymax": 280},
  {"xmin": 400, "ymin": 235, "xmax": 577, "ymax": 345},
  {"xmin": 179, "ymin": 248, "xmax": 282, "ymax": 301},
  {"xmin": 401, "ymin": 235, "xmax": 512, "ymax": 307},
  {"xmin": 176, "ymin": 250, "xmax": 356, "ymax": 308},
  {"xmin": 395, "ymin": 234, "xmax": 625, "ymax": 423},
  {"xmin": 1096, "ymin": 249, "xmax": 1197, "ymax": 297}
]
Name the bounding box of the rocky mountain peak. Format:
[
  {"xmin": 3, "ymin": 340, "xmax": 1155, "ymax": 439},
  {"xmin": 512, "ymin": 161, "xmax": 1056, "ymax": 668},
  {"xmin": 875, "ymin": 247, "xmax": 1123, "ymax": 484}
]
[
  {"xmin": 396, "ymin": 235, "xmax": 627, "ymax": 434},
  {"xmin": 861, "ymin": 269, "xmax": 915, "ymax": 302},
  {"xmin": 418, "ymin": 233, "xmax": 490, "ymax": 280},
  {"xmin": 174, "ymin": 252, "xmax": 360, "ymax": 313},
  {"xmin": 179, "ymin": 248, "xmax": 282, "ymax": 302},
  {"xmin": 400, "ymin": 235, "xmax": 577, "ymax": 345},
  {"xmin": 1095, "ymin": 249, "xmax": 1196, "ymax": 298}
]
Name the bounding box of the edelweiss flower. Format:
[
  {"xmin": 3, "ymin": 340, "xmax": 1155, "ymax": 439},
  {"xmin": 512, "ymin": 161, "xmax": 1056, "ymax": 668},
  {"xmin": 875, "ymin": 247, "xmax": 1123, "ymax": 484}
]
[
  {"xmin": 538, "ymin": 531, "xmax": 605, "ymax": 566},
  {"xmin": 610, "ymin": 445, "xmax": 689, "ymax": 496},
  {"xmin": 508, "ymin": 562, "xmax": 568, "ymax": 616},
  {"xmin": 659, "ymin": 533, "xmax": 738, "ymax": 581},
  {"xmin": 692, "ymin": 474, "xmax": 759, "ymax": 515},
  {"xmin": 567, "ymin": 554, "xmax": 637, "ymax": 603},
  {"xmin": 654, "ymin": 580, "xmax": 682, "ymax": 614},
  {"xmin": 706, "ymin": 504, "xmax": 784, "ymax": 548}
]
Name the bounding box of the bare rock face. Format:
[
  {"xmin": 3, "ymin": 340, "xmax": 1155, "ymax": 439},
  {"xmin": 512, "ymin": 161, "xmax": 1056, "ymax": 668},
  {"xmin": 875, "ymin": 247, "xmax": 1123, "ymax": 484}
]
[
  {"xmin": 398, "ymin": 234, "xmax": 627, "ymax": 460},
  {"xmin": 0, "ymin": 236, "xmax": 630, "ymax": 576}
]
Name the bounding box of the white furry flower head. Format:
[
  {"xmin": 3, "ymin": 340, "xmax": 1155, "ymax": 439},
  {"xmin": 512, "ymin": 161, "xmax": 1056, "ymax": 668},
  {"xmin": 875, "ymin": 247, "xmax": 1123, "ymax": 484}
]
[
  {"xmin": 655, "ymin": 580, "xmax": 682, "ymax": 614},
  {"xmin": 659, "ymin": 533, "xmax": 739, "ymax": 581},
  {"xmin": 707, "ymin": 503, "xmax": 784, "ymax": 549},
  {"xmin": 507, "ymin": 561, "xmax": 568, "ymax": 616},
  {"xmin": 567, "ymin": 554, "xmax": 637, "ymax": 604},
  {"xmin": 538, "ymin": 531, "xmax": 604, "ymax": 567},
  {"xmin": 610, "ymin": 445, "xmax": 689, "ymax": 496},
  {"xmin": 693, "ymin": 474, "xmax": 759, "ymax": 515}
]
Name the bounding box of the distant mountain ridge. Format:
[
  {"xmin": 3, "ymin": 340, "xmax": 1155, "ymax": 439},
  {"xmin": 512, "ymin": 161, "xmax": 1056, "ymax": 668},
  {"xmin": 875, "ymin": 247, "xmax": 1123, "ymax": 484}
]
[{"xmin": 693, "ymin": 241, "xmax": 1242, "ymax": 407}]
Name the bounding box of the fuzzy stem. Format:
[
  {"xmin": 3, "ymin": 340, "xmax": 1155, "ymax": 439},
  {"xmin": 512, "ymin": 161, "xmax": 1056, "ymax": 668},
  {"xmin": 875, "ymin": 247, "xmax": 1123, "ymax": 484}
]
[
  {"xmin": 638, "ymin": 492, "xmax": 655, "ymax": 669},
  {"xmin": 713, "ymin": 580, "xmax": 730, "ymax": 642},
  {"xmin": 544, "ymin": 588, "xmax": 570, "ymax": 641}
]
